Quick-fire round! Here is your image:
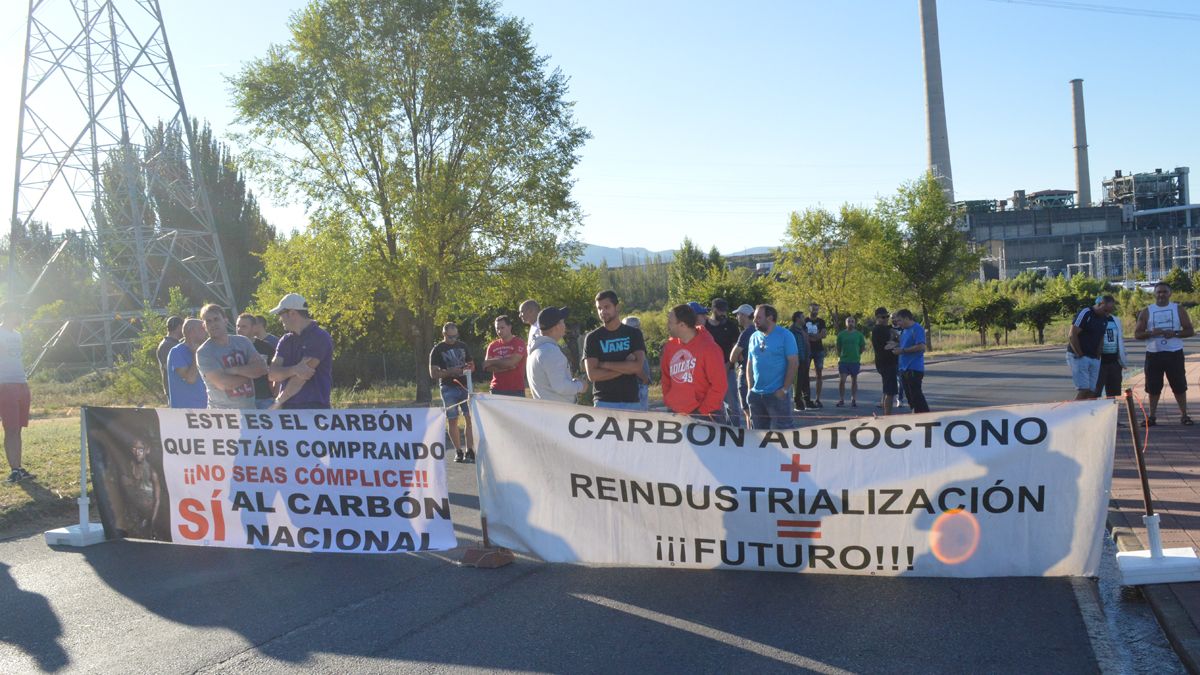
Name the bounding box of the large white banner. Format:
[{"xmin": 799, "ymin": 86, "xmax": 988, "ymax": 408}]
[
  {"xmin": 473, "ymin": 396, "xmax": 1118, "ymax": 577},
  {"xmin": 87, "ymin": 407, "xmax": 456, "ymax": 554}
]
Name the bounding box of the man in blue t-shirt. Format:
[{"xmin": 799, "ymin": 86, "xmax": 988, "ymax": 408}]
[
  {"xmin": 167, "ymin": 318, "xmax": 208, "ymax": 408},
  {"xmin": 891, "ymin": 309, "xmax": 929, "ymax": 413},
  {"xmin": 746, "ymin": 304, "xmax": 799, "ymax": 430}
]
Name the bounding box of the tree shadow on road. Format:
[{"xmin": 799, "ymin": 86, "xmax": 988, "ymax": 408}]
[
  {"xmin": 0, "ymin": 561, "xmax": 69, "ymax": 672},
  {"xmin": 77, "ymin": 536, "xmax": 447, "ymax": 666}
]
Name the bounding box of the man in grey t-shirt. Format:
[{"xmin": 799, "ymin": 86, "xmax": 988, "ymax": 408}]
[{"xmin": 196, "ymin": 304, "xmax": 267, "ymax": 409}]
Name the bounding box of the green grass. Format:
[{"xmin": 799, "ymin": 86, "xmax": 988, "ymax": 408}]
[{"xmin": 0, "ymin": 417, "xmax": 90, "ymax": 538}]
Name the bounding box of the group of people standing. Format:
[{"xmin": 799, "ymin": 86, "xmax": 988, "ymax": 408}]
[
  {"xmin": 155, "ymin": 293, "xmax": 334, "ymax": 412},
  {"xmin": 427, "ymin": 290, "xmax": 936, "ymax": 462},
  {"xmin": 1067, "ymin": 281, "xmax": 1194, "ymax": 425}
]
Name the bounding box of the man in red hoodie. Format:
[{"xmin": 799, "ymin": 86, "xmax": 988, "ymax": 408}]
[{"xmin": 662, "ymin": 303, "xmax": 728, "ymax": 423}]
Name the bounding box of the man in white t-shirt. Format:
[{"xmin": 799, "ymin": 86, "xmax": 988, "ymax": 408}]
[
  {"xmin": 1134, "ymin": 282, "xmax": 1195, "ymax": 425},
  {"xmin": 519, "ymin": 299, "xmax": 542, "ymax": 350},
  {"xmin": 0, "ymin": 302, "xmax": 32, "ymax": 483}
]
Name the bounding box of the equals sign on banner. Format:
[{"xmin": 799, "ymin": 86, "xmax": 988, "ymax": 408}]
[{"xmin": 777, "ymin": 520, "xmax": 821, "ymax": 539}]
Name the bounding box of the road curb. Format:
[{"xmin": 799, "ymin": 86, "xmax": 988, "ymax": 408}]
[{"xmin": 1107, "ymin": 515, "xmax": 1200, "ymax": 674}]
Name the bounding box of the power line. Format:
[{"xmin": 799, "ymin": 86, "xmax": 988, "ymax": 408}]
[{"xmin": 981, "ymin": 0, "xmax": 1200, "ymax": 21}]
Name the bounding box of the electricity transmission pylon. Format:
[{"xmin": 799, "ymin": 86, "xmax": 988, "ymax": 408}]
[{"xmin": 8, "ymin": 0, "xmax": 234, "ymax": 368}]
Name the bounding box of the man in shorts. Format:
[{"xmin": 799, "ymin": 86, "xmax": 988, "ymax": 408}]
[
  {"xmin": 0, "ymin": 302, "xmax": 33, "ymax": 483},
  {"xmin": 1067, "ymin": 295, "xmax": 1115, "ymax": 401},
  {"xmin": 1134, "ymin": 283, "xmax": 1195, "ymax": 425},
  {"xmin": 429, "ymin": 322, "xmax": 476, "ymax": 462},
  {"xmin": 804, "ymin": 304, "xmax": 828, "ymax": 407},
  {"xmin": 835, "ymin": 317, "xmax": 866, "ymax": 407}
]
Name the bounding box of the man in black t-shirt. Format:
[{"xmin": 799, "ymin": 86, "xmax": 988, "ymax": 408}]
[
  {"xmin": 804, "ymin": 304, "xmax": 828, "ymax": 407},
  {"xmin": 429, "ymin": 322, "xmax": 476, "ymax": 462},
  {"xmin": 870, "ymin": 307, "xmax": 900, "ymax": 415},
  {"xmin": 706, "ymin": 298, "xmax": 743, "ymax": 426},
  {"xmin": 1066, "ymin": 296, "xmax": 1114, "ymax": 401},
  {"xmin": 584, "ymin": 290, "xmax": 647, "ymax": 410},
  {"xmin": 236, "ymin": 312, "xmax": 278, "ymax": 409}
]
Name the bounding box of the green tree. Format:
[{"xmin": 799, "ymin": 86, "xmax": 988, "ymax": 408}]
[
  {"xmin": 688, "ymin": 266, "xmax": 772, "ymax": 312},
  {"xmin": 110, "ymin": 287, "xmax": 190, "ymax": 403},
  {"xmin": 875, "ymin": 173, "xmax": 980, "ymax": 348},
  {"xmin": 962, "ymin": 283, "xmax": 1000, "ymax": 347},
  {"xmin": 232, "ymin": 0, "xmax": 588, "ymax": 402},
  {"xmin": 668, "ymin": 237, "xmax": 708, "ymax": 304},
  {"xmin": 774, "ymin": 205, "xmax": 881, "ymax": 324},
  {"xmin": 1163, "ymin": 267, "xmax": 1194, "ymax": 293},
  {"xmin": 1008, "ymin": 268, "xmax": 1047, "ymax": 295},
  {"xmin": 253, "ymin": 215, "xmax": 391, "ymax": 359},
  {"xmin": 1016, "ymin": 294, "xmax": 1059, "ymax": 345},
  {"xmin": 2, "ymin": 219, "xmax": 93, "ymax": 311},
  {"xmin": 706, "ymin": 246, "xmax": 725, "ymax": 273}
]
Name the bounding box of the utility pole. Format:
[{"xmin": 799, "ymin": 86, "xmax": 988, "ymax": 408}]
[{"xmin": 9, "ymin": 0, "xmax": 235, "ymax": 369}]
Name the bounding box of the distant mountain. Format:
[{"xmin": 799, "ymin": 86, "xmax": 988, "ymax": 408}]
[
  {"xmin": 574, "ymin": 244, "xmax": 774, "ymax": 268},
  {"xmin": 575, "ymin": 245, "xmax": 674, "ymax": 267}
]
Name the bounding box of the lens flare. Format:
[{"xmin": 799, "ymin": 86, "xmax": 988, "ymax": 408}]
[{"xmin": 930, "ymin": 508, "xmax": 980, "ymax": 565}]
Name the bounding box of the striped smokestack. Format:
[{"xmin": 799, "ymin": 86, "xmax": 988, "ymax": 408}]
[
  {"xmin": 1070, "ymin": 79, "xmax": 1091, "ymax": 206},
  {"xmin": 919, "ymin": 0, "xmax": 954, "ymax": 201}
]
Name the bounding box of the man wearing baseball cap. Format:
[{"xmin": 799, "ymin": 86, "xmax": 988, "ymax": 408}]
[
  {"xmin": 266, "ymin": 293, "xmax": 334, "ymax": 409},
  {"xmin": 527, "ymin": 307, "xmax": 587, "ymax": 403},
  {"xmin": 726, "ymin": 304, "xmax": 757, "ymax": 428}
]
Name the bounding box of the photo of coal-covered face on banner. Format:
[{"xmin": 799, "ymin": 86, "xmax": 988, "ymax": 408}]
[
  {"xmin": 87, "ymin": 407, "xmax": 173, "ymax": 542},
  {"xmin": 84, "ymin": 406, "xmax": 456, "ymax": 554}
]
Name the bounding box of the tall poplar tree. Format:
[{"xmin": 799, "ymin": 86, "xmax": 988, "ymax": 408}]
[{"xmin": 232, "ymin": 0, "xmax": 588, "ymax": 402}]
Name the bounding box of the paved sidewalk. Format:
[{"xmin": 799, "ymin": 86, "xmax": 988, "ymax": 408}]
[{"xmin": 1110, "ymin": 353, "xmax": 1200, "ymax": 672}]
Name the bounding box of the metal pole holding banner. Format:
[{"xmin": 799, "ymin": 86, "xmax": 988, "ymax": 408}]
[
  {"xmin": 1116, "ymin": 390, "xmax": 1200, "ymax": 584},
  {"xmin": 459, "ymin": 381, "xmax": 514, "ymax": 569},
  {"xmin": 44, "ymin": 408, "xmax": 106, "ymax": 547}
]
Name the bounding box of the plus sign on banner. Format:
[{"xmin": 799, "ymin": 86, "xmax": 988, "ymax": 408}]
[
  {"xmin": 472, "ymin": 395, "xmax": 1118, "ymax": 578},
  {"xmin": 779, "ymin": 454, "xmax": 811, "ymax": 483}
]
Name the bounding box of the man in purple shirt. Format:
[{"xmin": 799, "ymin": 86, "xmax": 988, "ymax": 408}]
[{"xmin": 267, "ymin": 293, "xmax": 334, "ymax": 409}]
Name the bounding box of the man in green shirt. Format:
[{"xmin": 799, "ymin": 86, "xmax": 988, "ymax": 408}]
[{"xmin": 836, "ymin": 317, "xmax": 867, "ymax": 407}]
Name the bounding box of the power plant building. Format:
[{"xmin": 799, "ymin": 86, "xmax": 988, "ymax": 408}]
[{"xmin": 960, "ymin": 167, "xmax": 1197, "ymax": 280}]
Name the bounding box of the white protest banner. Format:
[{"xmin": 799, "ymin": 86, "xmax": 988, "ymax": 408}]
[
  {"xmin": 472, "ymin": 395, "xmax": 1117, "ymax": 577},
  {"xmin": 86, "ymin": 407, "xmax": 456, "ymax": 554}
]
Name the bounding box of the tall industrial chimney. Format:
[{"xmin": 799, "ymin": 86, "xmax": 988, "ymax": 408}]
[
  {"xmin": 1070, "ymin": 79, "xmax": 1091, "ymax": 206},
  {"xmin": 919, "ymin": 0, "xmax": 954, "ymax": 201}
]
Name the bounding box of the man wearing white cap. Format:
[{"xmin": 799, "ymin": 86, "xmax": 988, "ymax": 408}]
[
  {"xmin": 267, "ymin": 293, "xmax": 334, "ymax": 409},
  {"xmin": 725, "ymin": 304, "xmax": 756, "ymax": 427}
]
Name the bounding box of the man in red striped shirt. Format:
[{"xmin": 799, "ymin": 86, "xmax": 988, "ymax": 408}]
[{"xmin": 661, "ymin": 303, "xmax": 728, "ymax": 422}]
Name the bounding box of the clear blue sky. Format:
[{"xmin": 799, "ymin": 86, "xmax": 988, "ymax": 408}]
[{"xmin": 2, "ymin": 0, "xmax": 1197, "ymax": 255}]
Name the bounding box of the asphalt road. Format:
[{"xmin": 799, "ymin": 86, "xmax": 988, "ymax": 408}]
[{"xmin": 0, "ymin": 345, "xmax": 1191, "ymax": 673}]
